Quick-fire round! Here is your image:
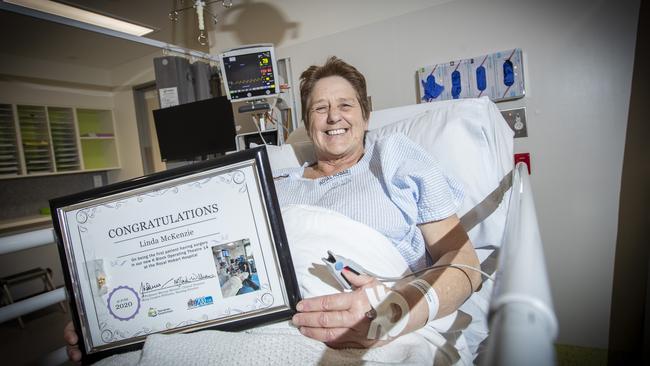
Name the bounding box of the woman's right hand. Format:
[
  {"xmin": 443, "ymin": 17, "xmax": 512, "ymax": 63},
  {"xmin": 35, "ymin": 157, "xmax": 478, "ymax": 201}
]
[{"xmin": 64, "ymin": 321, "xmax": 81, "ymax": 364}]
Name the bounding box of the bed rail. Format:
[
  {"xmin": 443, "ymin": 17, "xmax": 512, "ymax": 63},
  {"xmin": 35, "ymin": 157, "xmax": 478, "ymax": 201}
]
[
  {"xmin": 481, "ymin": 162, "xmax": 558, "ymax": 366},
  {"xmin": 0, "ymin": 227, "xmax": 57, "ymax": 255},
  {"xmin": 0, "ymin": 228, "xmax": 69, "ymax": 366}
]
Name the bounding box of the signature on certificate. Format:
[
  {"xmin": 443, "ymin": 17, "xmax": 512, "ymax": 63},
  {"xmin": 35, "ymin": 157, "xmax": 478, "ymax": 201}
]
[{"xmin": 140, "ymin": 272, "xmax": 216, "ymax": 296}]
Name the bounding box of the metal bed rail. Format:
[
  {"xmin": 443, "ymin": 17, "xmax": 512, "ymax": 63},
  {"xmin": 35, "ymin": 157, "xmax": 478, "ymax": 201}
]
[
  {"xmin": 0, "ymin": 228, "xmax": 57, "ymax": 255},
  {"xmin": 0, "ymin": 228, "xmax": 69, "ymax": 366},
  {"xmin": 481, "ymin": 162, "xmax": 558, "ymax": 366}
]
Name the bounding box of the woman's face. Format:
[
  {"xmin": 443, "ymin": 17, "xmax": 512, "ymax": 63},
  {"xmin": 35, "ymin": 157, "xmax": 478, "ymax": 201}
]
[{"xmin": 307, "ymin": 76, "xmax": 368, "ymax": 161}]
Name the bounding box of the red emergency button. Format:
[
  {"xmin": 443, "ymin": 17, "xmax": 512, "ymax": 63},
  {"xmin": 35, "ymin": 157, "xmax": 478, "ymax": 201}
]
[{"xmin": 514, "ymin": 153, "xmax": 531, "ymax": 174}]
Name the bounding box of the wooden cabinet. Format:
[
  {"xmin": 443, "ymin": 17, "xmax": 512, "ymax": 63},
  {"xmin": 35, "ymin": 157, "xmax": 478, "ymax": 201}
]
[{"xmin": 0, "ymin": 104, "xmax": 120, "ymax": 178}]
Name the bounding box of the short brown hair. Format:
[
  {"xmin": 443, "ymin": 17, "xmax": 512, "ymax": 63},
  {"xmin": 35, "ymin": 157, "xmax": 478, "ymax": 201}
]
[{"xmin": 299, "ymin": 56, "xmax": 370, "ymax": 129}]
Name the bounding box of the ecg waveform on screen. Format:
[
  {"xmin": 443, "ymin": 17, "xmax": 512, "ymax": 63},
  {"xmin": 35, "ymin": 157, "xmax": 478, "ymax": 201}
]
[
  {"xmin": 231, "ymin": 77, "xmax": 266, "ymax": 85},
  {"xmin": 224, "ymin": 50, "xmax": 276, "ymax": 98}
]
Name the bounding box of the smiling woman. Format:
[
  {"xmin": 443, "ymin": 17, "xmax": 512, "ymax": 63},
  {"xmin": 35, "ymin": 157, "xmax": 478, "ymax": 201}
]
[
  {"xmin": 298, "ymin": 57, "xmax": 370, "ymax": 178},
  {"xmin": 273, "ymin": 56, "xmax": 481, "ymax": 351},
  {"xmin": 304, "ymin": 75, "xmax": 368, "ymax": 177}
]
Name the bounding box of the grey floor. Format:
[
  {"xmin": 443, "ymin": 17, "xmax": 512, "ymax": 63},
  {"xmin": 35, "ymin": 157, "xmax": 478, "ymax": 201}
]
[{"xmin": 0, "ymin": 303, "xmax": 73, "ymax": 366}]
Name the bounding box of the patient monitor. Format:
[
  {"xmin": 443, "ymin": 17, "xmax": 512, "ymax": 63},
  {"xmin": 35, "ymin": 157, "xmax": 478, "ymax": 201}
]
[
  {"xmin": 219, "ymin": 44, "xmax": 279, "ymax": 103},
  {"xmin": 219, "ymin": 44, "xmax": 282, "ymax": 149}
]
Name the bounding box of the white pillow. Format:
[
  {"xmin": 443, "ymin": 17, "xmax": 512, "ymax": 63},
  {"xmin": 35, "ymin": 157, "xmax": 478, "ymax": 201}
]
[
  {"xmin": 365, "ymin": 98, "xmax": 513, "ymax": 248},
  {"xmin": 252, "ymin": 143, "xmax": 301, "ymax": 172}
]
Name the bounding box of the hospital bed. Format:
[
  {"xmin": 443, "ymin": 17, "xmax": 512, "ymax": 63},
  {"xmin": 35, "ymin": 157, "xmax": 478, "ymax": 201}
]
[
  {"xmin": 0, "ymin": 97, "xmax": 556, "ymax": 365},
  {"xmin": 278, "ymin": 96, "xmax": 557, "ymax": 365}
]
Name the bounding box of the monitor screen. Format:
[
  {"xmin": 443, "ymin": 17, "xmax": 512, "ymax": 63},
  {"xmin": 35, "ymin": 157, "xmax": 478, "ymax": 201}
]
[
  {"xmin": 220, "ymin": 45, "xmax": 279, "ymax": 102},
  {"xmin": 153, "ymin": 96, "xmax": 236, "ymax": 161}
]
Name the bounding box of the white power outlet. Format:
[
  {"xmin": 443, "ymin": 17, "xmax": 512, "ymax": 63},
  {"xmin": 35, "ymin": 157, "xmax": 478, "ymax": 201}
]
[{"xmin": 500, "ymin": 107, "xmax": 528, "ymax": 138}]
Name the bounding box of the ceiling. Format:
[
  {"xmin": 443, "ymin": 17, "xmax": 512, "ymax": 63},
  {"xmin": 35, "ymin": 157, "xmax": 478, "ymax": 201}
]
[{"xmin": 0, "ymin": 0, "xmax": 213, "ymax": 70}]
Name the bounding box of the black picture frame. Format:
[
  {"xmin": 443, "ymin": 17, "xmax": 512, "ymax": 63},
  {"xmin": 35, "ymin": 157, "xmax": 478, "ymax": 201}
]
[{"xmin": 50, "ymin": 147, "xmax": 301, "ymax": 365}]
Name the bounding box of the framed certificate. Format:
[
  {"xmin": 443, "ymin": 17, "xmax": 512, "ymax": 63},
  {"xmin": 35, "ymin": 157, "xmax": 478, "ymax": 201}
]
[{"xmin": 50, "ymin": 147, "xmax": 301, "ymax": 364}]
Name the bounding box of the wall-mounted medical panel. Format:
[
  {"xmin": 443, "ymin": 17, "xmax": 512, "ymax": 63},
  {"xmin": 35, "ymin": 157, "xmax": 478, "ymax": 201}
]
[{"xmin": 418, "ymin": 48, "xmax": 525, "ymax": 103}]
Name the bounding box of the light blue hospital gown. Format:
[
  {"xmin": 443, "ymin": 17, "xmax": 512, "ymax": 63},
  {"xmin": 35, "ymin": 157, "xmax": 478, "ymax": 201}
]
[{"xmin": 274, "ymin": 133, "xmax": 464, "ymax": 271}]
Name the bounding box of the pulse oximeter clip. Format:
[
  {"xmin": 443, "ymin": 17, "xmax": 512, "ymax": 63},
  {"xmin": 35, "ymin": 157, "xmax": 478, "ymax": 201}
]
[
  {"xmin": 322, "ymin": 250, "xmax": 496, "ymax": 292},
  {"xmin": 322, "ymin": 250, "xmax": 366, "ymax": 290}
]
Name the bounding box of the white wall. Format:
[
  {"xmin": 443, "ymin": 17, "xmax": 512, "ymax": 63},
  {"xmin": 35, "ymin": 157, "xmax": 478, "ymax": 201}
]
[
  {"xmin": 107, "ymin": 51, "xmax": 161, "ymax": 183},
  {"xmin": 0, "ymin": 80, "xmax": 113, "ymax": 108},
  {"xmin": 0, "ymin": 53, "xmax": 112, "ymax": 87},
  {"xmin": 210, "ymin": 0, "xmax": 640, "ymax": 349},
  {"xmin": 209, "ymin": 0, "xmax": 447, "ymax": 51}
]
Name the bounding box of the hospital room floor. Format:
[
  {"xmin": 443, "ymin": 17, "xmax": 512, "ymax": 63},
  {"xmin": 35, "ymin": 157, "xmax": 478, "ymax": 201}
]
[{"xmin": 0, "ymin": 303, "xmax": 72, "ymax": 366}]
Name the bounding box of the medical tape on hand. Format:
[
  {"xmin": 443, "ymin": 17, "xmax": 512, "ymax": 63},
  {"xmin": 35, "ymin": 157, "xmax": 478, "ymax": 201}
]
[
  {"xmin": 407, "ymin": 279, "xmax": 440, "ymax": 323},
  {"xmin": 364, "ymin": 286, "xmax": 410, "ymax": 340}
]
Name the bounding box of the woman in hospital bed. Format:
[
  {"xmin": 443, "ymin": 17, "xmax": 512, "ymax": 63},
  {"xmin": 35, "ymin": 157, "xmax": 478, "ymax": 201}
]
[{"xmin": 64, "ymin": 56, "xmax": 482, "ymax": 363}]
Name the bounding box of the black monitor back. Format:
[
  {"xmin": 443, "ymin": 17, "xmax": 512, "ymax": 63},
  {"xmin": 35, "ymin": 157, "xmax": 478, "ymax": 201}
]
[{"xmin": 153, "ymin": 96, "xmax": 236, "ymax": 161}]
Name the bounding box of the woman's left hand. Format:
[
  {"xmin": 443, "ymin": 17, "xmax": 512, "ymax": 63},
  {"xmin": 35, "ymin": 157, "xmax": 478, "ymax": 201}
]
[{"xmin": 291, "ymin": 270, "xmax": 391, "ymax": 349}]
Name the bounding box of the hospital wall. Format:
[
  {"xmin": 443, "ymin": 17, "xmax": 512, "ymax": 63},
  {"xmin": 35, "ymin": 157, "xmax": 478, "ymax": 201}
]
[
  {"xmin": 210, "ymin": 0, "xmax": 640, "ymax": 350},
  {"xmin": 107, "ymin": 51, "xmax": 159, "ymax": 183},
  {"xmin": 608, "ymin": 1, "xmax": 649, "ymax": 360},
  {"xmin": 0, "ymin": 53, "xmax": 112, "ymax": 87}
]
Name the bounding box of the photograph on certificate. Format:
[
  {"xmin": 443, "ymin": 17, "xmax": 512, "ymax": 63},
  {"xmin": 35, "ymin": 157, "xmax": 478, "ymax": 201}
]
[
  {"xmin": 212, "ymin": 239, "xmax": 261, "ymax": 298},
  {"xmin": 51, "ymin": 149, "xmax": 299, "ymax": 360}
]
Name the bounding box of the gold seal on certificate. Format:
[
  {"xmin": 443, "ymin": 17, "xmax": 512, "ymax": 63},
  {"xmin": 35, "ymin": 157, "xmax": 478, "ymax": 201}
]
[{"xmin": 50, "ymin": 147, "xmax": 300, "ymax": 364}]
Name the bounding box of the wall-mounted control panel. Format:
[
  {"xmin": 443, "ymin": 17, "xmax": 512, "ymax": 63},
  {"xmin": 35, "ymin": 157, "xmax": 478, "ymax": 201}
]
[{"xmin": 501, "ymin": 107, "xmax": 528, "ymax": 138}]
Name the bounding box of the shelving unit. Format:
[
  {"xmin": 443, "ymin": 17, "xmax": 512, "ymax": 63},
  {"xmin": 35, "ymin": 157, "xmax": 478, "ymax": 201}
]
[
  {"xmin": 76, "ymin": 108, "xmax": 119, "ymax": 170},
  {"xmin": 17, "ymin": 105, "xmax": 53, "ymax": 174},
  {"xmin": 0, "ymin": 104, "xmax": 20, "ymax": 177},
  {"xmin": 48, "ymin": 107, "xmax": 80, "ymax": 172},
  {"xmin": 0, "ymin": 103, "xmax": 120, "ymax": 179}
]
